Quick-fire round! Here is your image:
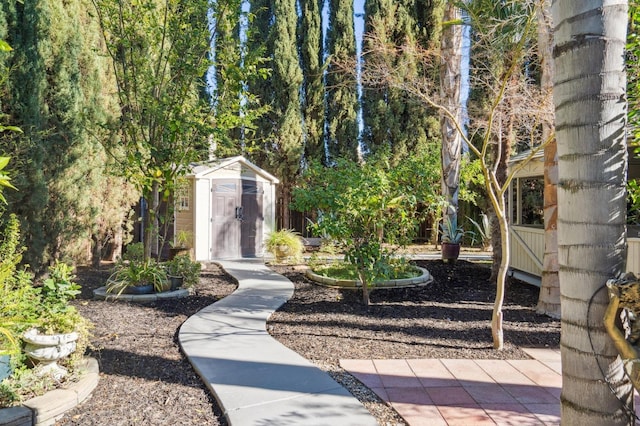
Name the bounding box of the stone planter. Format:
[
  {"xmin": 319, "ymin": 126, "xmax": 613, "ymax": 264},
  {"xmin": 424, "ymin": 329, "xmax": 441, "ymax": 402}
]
[
  {"xmin": 22, "ymin": 328, "xmax": 79, "ymax": 380},
  {"xmin": 106, "ymin": 280, "xmax": 154, "ymax": 295}
]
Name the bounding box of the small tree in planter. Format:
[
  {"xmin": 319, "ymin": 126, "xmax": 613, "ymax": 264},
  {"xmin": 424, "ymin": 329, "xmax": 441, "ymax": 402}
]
[{"xmin": 293, "ymin": 154, "xmax": 437, "ymax": 306}]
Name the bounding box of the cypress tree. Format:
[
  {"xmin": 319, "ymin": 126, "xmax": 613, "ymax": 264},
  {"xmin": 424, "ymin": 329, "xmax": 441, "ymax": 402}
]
[
  {"xmin": 361, "ymin": 0, "xmax": 440, "ymax": 164},
  {"xmin": 299, "ymin": 0, "xmax": 325, "ymax": 164},
  {"xmin": 0, "ymin": 0, "xmax": 128, "ymax": 271},
  {"xmin": 211, "ymin": 1, "xmax": 244, "ymax": 156},
  {"xmin": 246, "ymin": 0, "xmax": 274, "ymax": 167},
  {"xmin": 325, "ymin": 0, "xmax": 358, "ymax": 161},
  {"xmin": 361, "ymin": 0, "xmax": 390, "ymax": 154},
  {"xmin": 246, "ymin": 0, "xmax": 303, "ymax": 227},
  {"xmin": 269, "ymin": 0, "xmax": 304, "ymax": 228}
]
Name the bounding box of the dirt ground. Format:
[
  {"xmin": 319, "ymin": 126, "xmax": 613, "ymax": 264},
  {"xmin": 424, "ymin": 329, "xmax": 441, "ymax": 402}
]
[{"xmin": 55, "ymin": 258, "xmax": 559, "ymax": 425}]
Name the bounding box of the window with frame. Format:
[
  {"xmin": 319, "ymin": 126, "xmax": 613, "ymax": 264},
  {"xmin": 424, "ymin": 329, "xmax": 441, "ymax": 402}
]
[
  {"xmin": 511, "ymin": 176, "xmax": 544, "ymax": 226},
  {"xmin": 176, "ymin": 187, "xmax": 191, "ymax": 211}
]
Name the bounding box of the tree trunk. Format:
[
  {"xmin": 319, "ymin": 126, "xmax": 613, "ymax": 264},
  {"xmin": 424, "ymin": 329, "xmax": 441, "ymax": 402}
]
[
  {"xmin": 491, "ymin": 208, "xmax": 510, "ymax": 349},
  {"xmin": 278, "ymin": 183, "xmax": 291, "ymax": 230},
  {"xmin": 358, "ymin": 270, "xmax": 370, "ymax": 307},
  {"xmin": 490, "ymin": 116, "xmax": 510, "ymax": 282},
  {"xmin": 440, "ymin": 1, "xmax": 463, "ymax": 226},
  {"xmin": 552, "ymin": 1, "xmax": 633, "ymax": 423},
  {"xmin": 536, "ymin": 0, "xmax": 560, "ymax": 318},
  {"xmin": 91, "ymin": 234, "xmax": 101, "ymax": 268}
]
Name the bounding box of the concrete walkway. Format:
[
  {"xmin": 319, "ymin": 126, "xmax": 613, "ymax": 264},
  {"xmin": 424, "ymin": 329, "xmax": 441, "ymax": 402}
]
[{"xmin": 178, "ymin": 260, "xmax": 377, "ymax": 426}]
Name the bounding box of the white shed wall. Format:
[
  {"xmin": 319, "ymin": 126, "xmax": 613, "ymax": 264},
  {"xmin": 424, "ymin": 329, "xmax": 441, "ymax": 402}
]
[{"xmin": 193, "ymin": 178, "xmax": 212, "ymax": 261}]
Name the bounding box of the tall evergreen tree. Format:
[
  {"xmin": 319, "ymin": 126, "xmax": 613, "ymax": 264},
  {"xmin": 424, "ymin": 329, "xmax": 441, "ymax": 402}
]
[
  {"xmin": 0, "ymin": 0, "xmax": 126, "ymax": 271},
  {"xmin": 325, "ymin": 0, "xmax": 358, "ymax": 161},
  {"xmin": 246, "ymin": 0, "xmax": 274, "ymax": 166},
  {"xmin": 210, "ymin": 1, "xmax": 270, "ymax": 159},
  {"xmin": 246, "ymin": 0, "xmax": 303, "ymax": 227},
  {"xmin": 361, "ymin": 0, "xmax": 440, "ymax": 164},
  {"xmin": 268, "ymin": 0, "xmax": 304, "ymax": 228},
  {"xmin": 299, "ymin": 0, "xmax": 325, "ymax": 164}
]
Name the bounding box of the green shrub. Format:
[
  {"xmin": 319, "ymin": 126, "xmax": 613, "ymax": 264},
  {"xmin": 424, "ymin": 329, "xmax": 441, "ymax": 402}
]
[
  {"xmin": 164, "ymin": 254, "xmax": 201, "ymax": 288},
  {"xmin": 264, "ymin": 229, "xmax": 304, "ymax": 263}
]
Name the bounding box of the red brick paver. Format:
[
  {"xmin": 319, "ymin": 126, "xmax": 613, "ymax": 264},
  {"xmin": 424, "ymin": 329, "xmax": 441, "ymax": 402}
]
[{"xmin": 340, "ymin": 349, "xmax": 563, "ymax": 425}]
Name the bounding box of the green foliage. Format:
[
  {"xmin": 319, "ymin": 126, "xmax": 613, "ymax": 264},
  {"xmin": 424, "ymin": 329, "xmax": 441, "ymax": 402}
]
[
  {"xmin": 0, "ymin": 381, "xmax": 18, "ymax": 407},
  {"xmin": 170, "ymin": 230, "xmax": 193, "ymax": 249},
  {"xmin": 0, "ymin": 215, "xmax": 38, "ymax": 358},
  {"xmin": 0, "ymin": 157, "xmax": 16, "ymax": 205},
  {"xmin": 108, "ymin": 258, "xmax": 168, "ymax": 293},
  {"xmin": 467, "ymin": 213, "xmax": 491, "ymax": 248},
  {"xmin": 93, "ymin": 0, "xmax": 213, "ymax": 258},
  {"xmin": 299, "ymin": 0, "xmax": 326, "ymax": 164},
  {"xmin": 293, "ymin": 155, "xmax": 428, "ymax": 304},
  {"xmin": 211, "ymin": 1, "xmax": 270, "ymax": 157},
  {"xmin": 311, "ymin": 259, "xmax": 420, "ymax": 281},
  {"xmin": 40, "ymin": 262, "xmax": 81, "ymax": 313},
  {"xmin": 0, "ymin": 218, "xmax": 91, "ymax": 405},
  {"xmin": 0, "ymin": 2, "xmax": 131, "ymax": 271},
  {"xmin": 439, "ymin": 216, "xmax": 467, "ymax": 244},
  {"xmin": 459, "ymin": 156, "xmax": 485, "ymax": 205},
  {"xmin": 264, "ymin": 229, "xmax": 304, "ymax": 263},
  {"xmin": 361, "ymin": 0, "xmax": 440, "ymax": 162},
  {"xmin": 325, "ymin": 0, "xmax": 359, "ymax": 161},
  {"xmin": 164, "ymin": 254, "xmax": 201, "ymax": 288},
  {"xmin": 628, "ymin": 179, "xmax": 640, "ymax": 224},
  {"xmin": 249, "ymin": 0, "xmax": 304, "ymax": 210}
]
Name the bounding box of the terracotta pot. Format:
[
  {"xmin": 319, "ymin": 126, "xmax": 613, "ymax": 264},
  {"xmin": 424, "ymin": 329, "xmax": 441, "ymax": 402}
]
[{"xmin": 441, "ymin": 242, "xmax": 461, "ymax": 263}]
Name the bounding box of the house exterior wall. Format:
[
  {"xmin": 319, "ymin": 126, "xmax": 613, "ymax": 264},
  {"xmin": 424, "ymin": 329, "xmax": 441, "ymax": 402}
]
[
  {"xmin": 174, "ymin": 178, "xmax": 195, "ymax": 242},
  {"xmin": 509, "ymin": 155, "xmax": 640, "ymax": 279}
]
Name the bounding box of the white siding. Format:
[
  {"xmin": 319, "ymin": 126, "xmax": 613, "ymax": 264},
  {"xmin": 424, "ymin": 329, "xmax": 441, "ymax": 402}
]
[{"xmin": 193, "ymin": 178, "xmax": 211, "ymax": 261}]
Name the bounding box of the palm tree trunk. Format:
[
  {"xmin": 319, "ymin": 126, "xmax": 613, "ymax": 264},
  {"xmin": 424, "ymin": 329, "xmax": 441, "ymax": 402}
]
[
  {"xmin": 553, "ymin": 1, "xmax": 633, "ymax": 423},
  {"xmin": 440, "ymin": 1, "xmax": 463, "ymax": 225}
]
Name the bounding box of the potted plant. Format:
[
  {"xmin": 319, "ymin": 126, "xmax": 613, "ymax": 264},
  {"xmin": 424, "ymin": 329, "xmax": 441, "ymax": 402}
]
[
  {"xmin": 107, "ymin": 243, "xmax": 169, "ymax": 294},
  {"xmin": 440, "ymin": 217, "xmax": 466, "ymax": 263},
  {"xmin": 169, "ymin": 230, "xmax": 192, "ymax": 259},
  {"xmin": 22, "ymin": 262, "xmax": 91, "ymax": 380},
  {"xmin": 164, "ymin": 254, "xmax": 201, "ymax": 290},
  {"xmin": 264, "ymin": 229, "xmax": 304, "ymax": 263}
]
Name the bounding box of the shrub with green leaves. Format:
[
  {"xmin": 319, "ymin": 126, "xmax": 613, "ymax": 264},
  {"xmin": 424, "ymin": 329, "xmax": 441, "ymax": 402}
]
[{"xmin": 293, "ymin": 153, "xmax": 434, "ymax": 305}]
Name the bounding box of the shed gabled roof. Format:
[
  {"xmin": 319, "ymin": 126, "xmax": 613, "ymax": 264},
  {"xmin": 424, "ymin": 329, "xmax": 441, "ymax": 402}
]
[{"xmin": 189, "ymin": 156, "xmax": 280, "ymax": 184}]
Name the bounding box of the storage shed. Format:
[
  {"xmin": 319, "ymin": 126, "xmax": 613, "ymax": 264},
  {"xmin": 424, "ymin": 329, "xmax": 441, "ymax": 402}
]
[{"xmin": 174, "ymin": 156, "xmax": 279, "ymax": 261}]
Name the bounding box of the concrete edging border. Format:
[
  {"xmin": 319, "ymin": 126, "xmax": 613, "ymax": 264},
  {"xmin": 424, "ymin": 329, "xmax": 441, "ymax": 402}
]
[
  {"xmin": 92, "ymin": 286, "xmax": 191, "ymax": 301},
  {"xmin": 305, "ymin": 266, "xmax": 433, "ymax": 289},
  {"xmin": 0, "ymin": 357, "xmax": 99, "ymax": 426}
]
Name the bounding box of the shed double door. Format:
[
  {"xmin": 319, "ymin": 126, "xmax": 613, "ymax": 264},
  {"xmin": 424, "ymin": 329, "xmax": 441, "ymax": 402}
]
[{"xmin": 211, "ymin": 179, "xmax": 264, "ymax": 259}]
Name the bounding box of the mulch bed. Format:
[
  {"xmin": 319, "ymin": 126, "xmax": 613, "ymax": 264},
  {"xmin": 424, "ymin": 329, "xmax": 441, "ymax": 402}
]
[{"xmin": 55, "ymin": 259, "xmax": 560, "ymax": 425}]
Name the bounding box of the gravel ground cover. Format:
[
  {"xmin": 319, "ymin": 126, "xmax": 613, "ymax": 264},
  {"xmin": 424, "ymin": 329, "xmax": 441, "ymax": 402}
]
[{"xmin": 54, "ymin": 258, "xmax": 560, "ymax": 425}]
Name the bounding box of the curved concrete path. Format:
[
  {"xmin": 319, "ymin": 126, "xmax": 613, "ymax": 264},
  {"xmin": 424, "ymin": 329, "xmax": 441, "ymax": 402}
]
[{"xmin": 178, "ymin": 260, "xmax": 377, "ymax": 426}]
